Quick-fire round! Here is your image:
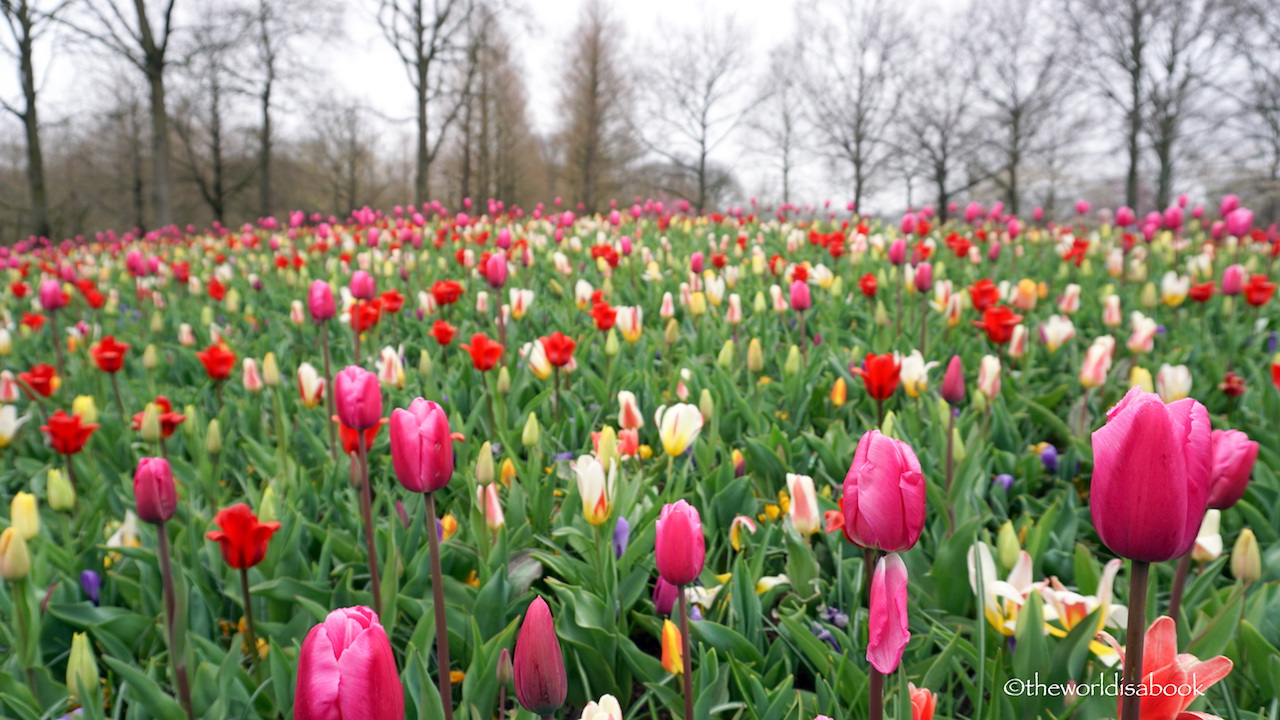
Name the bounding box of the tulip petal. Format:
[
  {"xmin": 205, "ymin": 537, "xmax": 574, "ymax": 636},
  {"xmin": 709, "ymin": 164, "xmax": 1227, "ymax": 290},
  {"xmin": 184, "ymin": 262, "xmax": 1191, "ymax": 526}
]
[{"xmin": 867, "ymin": 553, "xmax": 910, "ymax": 674}]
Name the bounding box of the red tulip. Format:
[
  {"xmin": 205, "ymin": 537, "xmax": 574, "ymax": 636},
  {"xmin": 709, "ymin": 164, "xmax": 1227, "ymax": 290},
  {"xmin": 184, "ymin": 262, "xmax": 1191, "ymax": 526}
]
[
  {"xmin": 1090, "ymin": 387, "xmax": 1210, "ymax": 562},
  {"xmin": 197, "ymin": 344, "xmax": 237, "ymax": 380},
  {"xmin": 430, "ymin": 279, "xmax": 464, "ymax": 306},
  {"xmin": 973, "ymin": 305, "xmax": 1023, "ymax": 344},
  {"xmin": 842, "ymin": 430, "xmax": 926, "ymax": 552},
  {"xmin": 852, "ymin": 353, "xmax": 901, "ymax": 401},
  {"xmin": 335, "ymin": 417, "xmax": 388, "ymax": 456},
  {"xmin": 1244, "ymin": 274, "xmax": 1276, "ymax": 306},
  {"xmin": 295, "ymin": 606, "xmax": 404, "ymax": 720},
  {"xmin": 90, "ymin": 336, "xmax": 130, "ymax": 373},
  {"xmin": 1187, "ymin": 282, "xmax": 1214, "ymax": 303},
  {"xmin": 131, "ymin": 396, "xmax": 186, "ymax": 438},
  {"xmin": 389, "ymin": 398, "xmax": 454, "ymax": 493},
  {"xmin": 513, "ymin": 596, "xmax": 567, "ymax": 717},
  {"xmin": 655, "ymin": 500, "xmax": 705, "ymax": 586},
  {"xmin": 350, "ymin": 298, "xmax": 382, "ymax": 333},
  {"xmin": 430, "ymin": 320, "xmax": 456, "ymax": 346},
  {"xmin": 858, "ymin": 273, "xmax": 877, "ymax": 297},
  {"xmin": 540, "ymin": 332, "xmax": 575, "ymax": 367},
  {"xmin": 41, "ymin": 410, "xmax": 98, "ymax": 455},
  {"xmin": 205, "ymin": 503, "xmax": 281, "ymax": 569},
  {"xmin": 134, "ymin": 457, "xmax": 177, "ymax": 525},
  {"xmin": 18, "ymin": 364, "xmax": 59, "ymax": 396},
  {"xmin": 461, "ymin": 333, "xmax": 503, "ymax": 372},
  {"xmin": 1103, "ymin": 616, "xmax": 1232, "ymax": 720},
  {"xmin": 969, "ymin": 279, "xmax": 999, "ymax": 312},
  {"xmin": 588, "ymin": 301, "xmax": 617, "ymax": 331}
]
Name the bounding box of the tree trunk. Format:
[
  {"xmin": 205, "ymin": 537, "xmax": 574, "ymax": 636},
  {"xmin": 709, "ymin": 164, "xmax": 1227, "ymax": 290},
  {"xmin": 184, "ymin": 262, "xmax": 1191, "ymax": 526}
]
[
  {"xmin": 147, "ymin": 62, "xmax": 173, "ymax": 228},
  {"xmin": 259, "ymin": 84, "xmax": 273, "ymax": 219},
  {"xmin": 17, "ymin": 12, "xmax": 50, "ymax": 239},
  {"xmin": 1125, "ymin": 0, "xmax": 1143, "ymax": 211},
  {"xmin": 416, "ymin": 63, "xmax": 430, "ymax": 204}
]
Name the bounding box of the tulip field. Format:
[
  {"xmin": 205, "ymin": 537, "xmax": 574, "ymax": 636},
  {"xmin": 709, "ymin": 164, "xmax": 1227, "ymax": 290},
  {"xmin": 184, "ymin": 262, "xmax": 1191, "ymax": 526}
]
[{"xmin": 2, "ymin": 198, "xmax": 1280, "ymax": 720}]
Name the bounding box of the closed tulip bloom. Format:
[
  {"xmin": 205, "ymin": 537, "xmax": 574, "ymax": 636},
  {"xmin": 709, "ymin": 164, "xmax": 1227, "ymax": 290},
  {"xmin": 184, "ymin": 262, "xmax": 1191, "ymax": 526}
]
[
  {"xmin": 941, "ymin": 356, "xmax": 965, "ymax": 405},
  {"xmin": 1225, "ymin": 207, "xmax": 1253, "ymax": 237},
  {"xmin": 618, "ymin": 391, "xmax": 644, "ymax": 429},
  {"xmin": 0, "ymin": 527, "xmax": 31, "ymax": 580},
  {"xmin": 1231, "ymin": 529, "xmax": 1261, "ymax": 583},
  {"xmin": 661, "ymin": 619, "xmax": 683, "ymax": 675},
  {"xmin": 575, "ymin": 455, "xmax": 613, "ymax": 525},
  {"xmin": 1222, "ymin": 264, "xmax": 1245, "ymax": 296},
  {"xmin": 1155, "ymin": 363, "xmax": 1192, "ymax": 403},
  {"xmin": 47, "ymin": 467, "xmax": 76, "ymax": 511},
  {"xmin": 309, "ymin": 280, "xmax": 336, "ymax": 321},
  {"xmin": 789, "ymin": 280, "xmax": 811, "ymax": 311},
  {"xmin": 298, "ymin": 363, "xmax": 326, "ymax": 407},
  {"xmin": 867, "ymin": 553, "xmax": 910, "ymax": 674},
  {"xmin": 485, "ymin": 252, "xmax": 508, "ymax": 288},
  {"xmin": 1102, "ymin": 295, "xmax": 1122, "ymax": 327},
  {"xmin": 133, "ymin": 457, "xmax": 177, "ymax": 525},
  {"xmin": 349, "ymin": 270, "xmax": 376, "ymax": 300},
  {"xmin": 67, "ymin": 632, "xmax": 99, "ymax": 699},
  {"xmin": 853, "ymin": 352, "xmax": 901, "ymax": 400},
  {"xmin": 1080, "ymin": 336, "xmax": 1115, "ymax": 388},
  {"xmin": 1206, "ymin": 429, "xmax": 1257, "ymax": 509},
  {"xmin": 786, "ymin": 473, "xmax": 820, "ymax": 535},
  {"xmin": 888, "ymin": 238, "xmax": 907, "ymax": 265},
  {"xmin": 842, "ymin": 431, "xmax": 925, "ymax": 552},
  {"xmin": 295, "ymin": 606, "xmax": 404, "ymax": 720},
  {"xmin": 1058, "ymin": 283, "xmax": 1081, "ymax": 314},
  {"xmin": 913, "ymin": 262, "xmax": 933, "ymax": 292},
  {"xmin": 39, "ymin": 278, "xmax": 68, "ymax": 310},
  {"xmin": 389, "ymin": 398, "xmax": 454, "ymax": 493},
  {"xmin": 513, "ymin": 596, "xmax": 567, "ymax": 716},
  {"xmin": 655, "ymin": 403, "xmax": 704, "ymax": 456},
  {"xmin": 830, "ymin": 377, "xmax": 847, "ymax": 407},
  {"xmin": 977, "ymin": 355, "xmax": 1001, "ymax": 399},
  {"xmin": 1130, "ymin": 366, "xmax": 1154, "ymax": 392},
  {"xmin": 653, "ymin": 577, "xmax": 679, "ymax": 614},
  {"xmin": 1090, "ymin": 387, "xmax": 1211, "ymax": 562},
  {"xmin": 1040, "ymin": 315, "xmax": 1076, "ymax": 353},
  {"xmin": 243, "ymin": 358, "xmax": 264, "ymax": 392},
  {"xmin": 655, "ymin": 500, "xmax": 706, "ymax": 586},
  {"xmin": 334, "ymin": 366, "xmax": 382, "ymax": 430},
  {"xmin": 1191, "ymin": 509, "xmax": 1222, "ymax": 563},
  {"xmin": 478, "ymin": 483, "xmax": 504, "ymax": 530},
  {"xmin": 747, "ymin": 338, "xmax": 764, "ymax": 372},
  {"xmin": 10, "ymin": 491, "xmax": 38, "ymax": 539},
  {"xmin": 205, "ymin": 503, "xmax": 281, "ymax": 569}
]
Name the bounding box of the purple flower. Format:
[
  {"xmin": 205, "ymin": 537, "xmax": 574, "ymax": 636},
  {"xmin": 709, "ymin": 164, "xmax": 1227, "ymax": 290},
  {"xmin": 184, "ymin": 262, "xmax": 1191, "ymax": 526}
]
[
  {"xmin": 811, "ymin": 621, "xmax": 842, "ymax": 653},
  {"xmin": 1040, "ymin": 445, "xmax": 1059, "ymax": 473},
  {"xmin": 994, "ymin": 474, "xmax": 1014, "ymax": 491},
  {"xmin": 820, "ymin": 605, "xmax": 849, "ymax": 628},
  {"xmin": 553, "ymin": 452, "xmax": 574, "ymax": 462},
  {"xmin": 613, "ymin": 516, "xmax": 631, "ymax": 558},
  {"xmin": 81, "ymin": 570, "xmax": 101, "ymax": 605}
]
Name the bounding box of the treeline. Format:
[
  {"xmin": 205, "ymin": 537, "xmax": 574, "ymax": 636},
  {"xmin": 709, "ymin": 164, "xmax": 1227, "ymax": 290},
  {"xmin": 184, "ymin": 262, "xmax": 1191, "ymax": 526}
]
[{"xmin": 2, "ymin": 0, "xmax": 1279, "ymax": 239}]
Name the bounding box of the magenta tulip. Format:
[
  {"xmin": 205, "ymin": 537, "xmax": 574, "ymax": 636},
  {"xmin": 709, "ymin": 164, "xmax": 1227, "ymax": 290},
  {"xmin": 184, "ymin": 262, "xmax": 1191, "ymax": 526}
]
[
  {"xmin": 1222, "ymin": 264, "xmax": 1246, "ymax": 296},
  {"xmin": 690, "ymin": 252, "xmax": 704, "ymax": 274},
  {"xmin": 841, "ymin": 431, "xmax": 926, "ymax": 553},
  {"xmin": 389, "ymin": 398, "xmax": 454, "ymax": 493},
  {"xmin": 485, "ymin": 252, "xmax": 508, "ymax": 289},
  {"xmin": 1090, "ymin": 387, "xmax": 1211, "ymax": 562},
  {"xmin": 941, "ymin": 356, "xmax": 965, "ymax": 405},
  {"xmin": 1115, "ymin": 206, "xmax": 1135, "ymax": 227},
  {"xmin": 888, "ymin": 238, "xmax": 907, "ymax": 265},
  {"xmin": 1225, "ymin": 208, "xmax": 1253, "ymax": 237},
  {"xmin": 39, "ymin": 279, "xmax": 67, "ymax": 310},
  {"xmin": 295, "ymin": 606, "xmax": 404, "ymax": 720},
  {"xmin": 655, "ymin": 500, "xmax": 705, "ymax": 586},
  {"xmin": 652, "ymin": 577, "xmax": 679, "ymax": 615},
  {"xmin": 334, "ymin": 366, "xmax": 382, "ymax": 430},
  {"xmin": 913, "ymin": 262, "xmax": 933, "ymax": 293},
  {"xmin": 309, "ymin": 280, "xmax": 336, "ymax": 321},
  {"xmin": 349, "ymin": 270, "xmax": 376, "ymax": 300},
  {"xmin": 866, "ymin": 553, "xmax": 910, "ymax": 674},
  {"xmin": 1220, "ymin": 194, "xmax": 1239, "ymax": 217},
  {"xmin": 513, "ymin": 596, "xmax": 567, "ymax": 717},
  {"xmin": 134, "ymin": 457, "xmax": 177, "ymax": 525},
  {"xmin": 1075, "ymin": 200, "xmax": 1091, "ymax": 215},
  {"xmin": 1206, "ymin": 429, "xmax": 1258, "ymax": 510},
  {"xmin": 899, "ymin": 214, "xmax": 915, "ymax": 236},
  {"xmin": 964, "ymin": 202, "xmax": 983, "ymax": 225},
  {"xmin": 789, "ymin": 280, "xmax": 812, "ymax": 311}
]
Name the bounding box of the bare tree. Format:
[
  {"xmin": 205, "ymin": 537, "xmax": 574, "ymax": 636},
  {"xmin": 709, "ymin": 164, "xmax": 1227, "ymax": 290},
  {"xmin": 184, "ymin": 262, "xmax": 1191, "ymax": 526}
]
[
  {"xmin": 554, "ymin": 0, "xmax": 635, "ymax": 213},
  {"xmin": 1, "ymin": 0, "xmax": 70, "ymax": 238},
  {"xmin": 636, "ymin": 14, "xmax": 758, "ymax": 212},
  {"xmin": 376, "ymin": 0, "xmax": 475, "ymax": 204},
  {"xmin": 70, "ymin": 0, "xmax": 179, "ymax": 228},
  {"xmin": 1226, "ymin": 0, "xmax": 1280, "ymax": 218},
  {"xmin": 1065, "ymin": 0, "xmax": 1161, "ymax": 210},
  {"xmin": 798, "ymin": 0, "xmax": 908, "ymax": 212},
  {"xmin": 972, "ymin": 0, "xmax": 1076, "ymax": 214},
  {"xmin": 305, "ymin": 97, "xmax": 382, "ymax": 213},
  {"xmin": 750, "ymin": 44, "xmax": 809, "ymax": 205}
]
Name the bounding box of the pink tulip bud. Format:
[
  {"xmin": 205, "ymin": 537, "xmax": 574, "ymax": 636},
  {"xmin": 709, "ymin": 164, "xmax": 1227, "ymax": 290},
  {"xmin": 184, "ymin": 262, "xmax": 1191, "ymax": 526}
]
[
  {"xmin": 1115, "ymin": 206, "xmax": 1135, "ymax": 227},
  {"xmin": 1225, "ymin": 208, "xmax": 1253, "ymax": 238},
  {"xmin": 513, "ymin": 597, "xmax": 567, "ymax": 717},
  {"xmin": 1220, "ymin": 194, "xmax": 1239, "ymax": 217},
  {"xmin": 690, "ymin": 252, "xmax": 704, "ymax": 274},
  {"xmin": 1191, "ymin": 204, "xmax": 1204, "ymax": 219},
  {"xmin": 652, "ymin": 577, "xmax": 678, "ymax": 614},
  {"xmin": 1222, "ymin": 264, "xmax": 1245, "ymax": 295},
  {"xmin": 1006, "ymin": 218, "xmax": 1021, "ymax": 238},
  {"xmin": 1090, "ymin": 387, "xmax": 1210, "ymax": 562},
  {"xmin": 789, "ymin": 280, "xmax": 811, "ymax": 311},
  {"xmin": 295, "ymin": 606, "xmax": 404, "ymax": 720},
  {"xmin": 867, "ymin": 552, "xmax": 910, "ymax": 674},
  {"xmin": 888, "ymin": 238, "xmax": 907, "ymax": 266},
  {"xmin": 1163, "ymin": 206, "xmax": 1183, "ymax": 230},
  {"xmin": 964, "ymin": 202, "xmax": 983, "ymax": 224},
  {"xmin": 242, "ymin": 358, "xmax": 263, "ymax": 392},
  {"xmin": 913, "ymin": 262, "xmax": 933, "ymax": 293},
  {"xmin": 1075, "ymin": 200, "xmax": 1091, "ymax": 215},
  {"xmin": 655, "ymin": 500, "xmax": 705, "ymax": 586},
  {"xmin": 39, "ymin": 279, "xmax": 67, "ymax": 311},
  {"xmin": 389, "ymin": 398, "xmax": 454, "ymax": 493},
  {"xmin": 899, "ymin": 213, "xmax": 915, "ymax": 236},
  {"xmin": 334, "ymin": 366, "xmax": 382, "ymax": 430},
  {"xmin": 842, "ymin": 431, "xmax": 926, "ymax": 552},
  {"xmin": 1206, "ymin": 429, "xmax": 1257, "ymax": 509},
  {"xmin": 309, "ymin": 280, "xmax": 336, "ymax": 321},
  {"xmin": 349, "ymin": 270, "xmax": 376, "ymax": 300},
  {"xmin": 941, "ymin": 356, "xmax": 965, "ymax": 405},
  {"xmin": 134, "ymin": 457, "xmax": 177, "ymax": 525},
  {"xmin": 485, "ymin": 252, "xmax": 508, "ymax": 289},
  {"xmin": 1033, "ymin": 207, "xmax": 1043, "ymax": 222}
]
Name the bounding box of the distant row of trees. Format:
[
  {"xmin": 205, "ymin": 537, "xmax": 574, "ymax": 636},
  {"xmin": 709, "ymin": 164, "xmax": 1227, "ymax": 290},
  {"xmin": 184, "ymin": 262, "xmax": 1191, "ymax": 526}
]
[{"xmin": 2, "ymin": 0, "xmax": 1280, "ymax": 239}]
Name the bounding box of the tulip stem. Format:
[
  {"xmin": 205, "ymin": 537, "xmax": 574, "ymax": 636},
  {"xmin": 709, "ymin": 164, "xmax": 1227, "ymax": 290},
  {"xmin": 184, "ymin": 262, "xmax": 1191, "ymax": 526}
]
[
  {"xmin": 239, "ymin": 566, "xmax": 258, "ymax": 671},
  {"xmin": 944, "ymin": 410, "xmax": 955, "ymax": 537},
  {"xmin": 895, "ymin": 269, "xmax": 903, "ymax": 341},
  {"xmin": 50, "ymin": 308, "xmax": 64, "ymax": 377},
  {"xmin": 1120, "ymin": 560, "xmax": 1149, "ymax": 720},
  {"xmin": 678, "ymin": 589, "xmax": 694, "ymax": 720},
  {"xmin": 1169, "ymin": 551, "xmax": 1192, "ymax": 622},
  {"xmin": 425, "ymin": 492, "xmax": 454, "ymax": 720},
  {"xmin": 14, "ymin": 578, "xmax": 35, "ymax": 695},
  {"xmin": 868, "ymin": 665, "xmax": 884, "ymax": 720},
  {"xmin": 356, "ymin": 434, "xmax": 383, "ymax": 616},
  {"xmin": 321, "ymin": 323, "xmax": 337, "ymax": 461},
  {"xmin": 919, "ymin": 296, "xmax": 928, "ymax": 355},
  {"xmin": 110, "ymin": 372, "xmax": 127, "ymax": 424},
  {"xmin": 157, "ymin": 523, "xmax": 195, "ymax": 720},
  {"xmin": 798, "ymin": 311, "xmax": 807, "ymax": 364}
]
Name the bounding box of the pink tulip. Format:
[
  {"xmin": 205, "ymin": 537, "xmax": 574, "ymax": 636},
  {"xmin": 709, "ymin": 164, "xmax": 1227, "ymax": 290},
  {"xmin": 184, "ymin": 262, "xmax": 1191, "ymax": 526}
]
[
  {"xmin": 390, "ymin": 398, "xmax": 454, "ymax": 493},
  {"xmin": 1210, "ymin": 220, "xmax": 1226, "ymax": 240},
  {"xmin": 1222, "ymin": 264, "xmax": 1245, "ymax": 295},
  {"xmin": 655, "ymin": 500, "xmax": 705, "ymax": 586},
  {"xmin": 334, "ymin": 366, "xmax": 382, "ymax": 430},
  {"xmin": 867, "ymin": 553, "xmax": 910, "ymax": 674},
  {"xmin": 652, "ymin": 577, "xmax": 678, "ymax": 614},
  {"xmin": 1163, "ymin": 206, "xmax": 1183, "ymax": 230},
  {"xmin": 1006, "ymin": 218, "xmax": 1021, "ymax": 238},
  {"xmin": 888, "ymin": 238, "xmax": 907, "ymax": 266},
  {"xmin": 941, "ymin": 356, "xmax": 965, "ymax": 405},
  {"xmin": 1206, "ymin": 429, "xmax": 1257, "ymax": 510},
  {"xmin": 789, "ymin": 280, "xmax": 811, "ymax": 311},
  {"xmin": 899, "ymin": 213, "xmax": 915, "ymax": 236},
  {"xmin": 39, "ymin": 279, "xmax": 67, "ymax": 311},
  {"xmin": 690, "ymin": 252, "xmax": 704, "ymax": 274},
  {"xmin": 309, "ymin": 280, "xmax": 336, "ymax": 321},
  {"xmin": 913, "ymin": 262, "xmax": 933, "ymax": 293},
  {"xmin": 841, "ymin": 431, "xmax": 926, "ymax": 552},
  {"xmin": 1090, "ymin": 387, "xmax": 1211, "ymax": 562},
  {"xmin": 485, "ymin": 252, "xmax": 508, "ymax": 289},
  {"xmin": 1032, "ymin": 206, "xmax": 1043, "ymax": 222},
  {"xmin": 1220, "ymin": 194, "xmax": 1239, "ymax": 217},
  {"xmin": 1225, "ymin": 208, "xmax": 1253, "ymax": 238},
  {"xmin": 1191, "ymin": 204, "xmax": 1204, "ymax": 219},
  {"xmin": 964, "ymin": 202, "xmax": 983, "ymax": 224},
  {"xmin": 513, "ymin": 597, "xmax": 567, "ymax": 716},
  {"xmin": 134, "ymin": 457, "xmax": 177, "ymax": 525},
  {"xmin": 349, "ymin": 270, "xmax": 375, "ymax": 300},
  {"xmin": 1075, "ymin": 200, "xmax": 1091, "ymax": 215},
  {"xmin": 295, "ymin": 606, "xmax": 404, "ymax": 720},
  {"xmin": 1115, "ymin": 206, "xmax": 1135, "ymax": 227},
  {"xmin": 1177, "ymin": 193, "xmax": 1188, "ymax": 207}
]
